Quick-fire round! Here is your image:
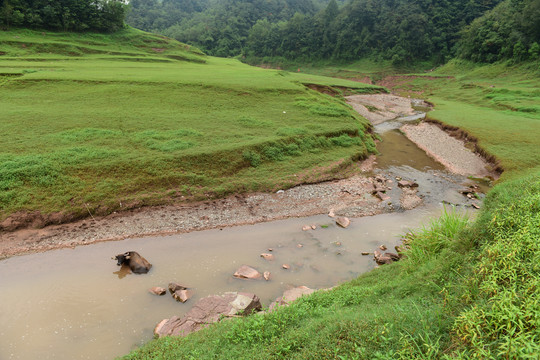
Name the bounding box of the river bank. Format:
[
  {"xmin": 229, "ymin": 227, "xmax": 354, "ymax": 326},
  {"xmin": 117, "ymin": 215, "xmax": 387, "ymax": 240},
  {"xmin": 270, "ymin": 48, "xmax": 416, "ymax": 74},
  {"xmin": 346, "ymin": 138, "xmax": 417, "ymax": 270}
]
[{"xmin": 0, "ymin": 94, "xmax": 495, "ymax": 260}]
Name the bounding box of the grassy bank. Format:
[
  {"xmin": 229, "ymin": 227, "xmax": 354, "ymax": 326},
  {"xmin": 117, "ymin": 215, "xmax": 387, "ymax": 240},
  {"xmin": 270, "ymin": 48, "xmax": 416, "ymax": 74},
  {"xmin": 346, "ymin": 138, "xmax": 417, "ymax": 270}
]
[
  {"xmin": 0, "ymin": 28, "xmax": 383, "ymax": 225},
  {"xmin": 122, "ymin": 61, "xmax": 540, "ymax": 359}
]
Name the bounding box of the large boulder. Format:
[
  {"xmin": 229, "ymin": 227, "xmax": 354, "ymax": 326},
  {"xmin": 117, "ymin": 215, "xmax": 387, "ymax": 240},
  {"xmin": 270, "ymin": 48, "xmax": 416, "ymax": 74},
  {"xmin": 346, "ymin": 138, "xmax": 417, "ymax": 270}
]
[
  {"xmin": 233, "ymin": 265, "xmax": 262, "ymax": 280},
  {"xmin": 154, "ymin": 292, "xmax": 262, "ymax": 338}
]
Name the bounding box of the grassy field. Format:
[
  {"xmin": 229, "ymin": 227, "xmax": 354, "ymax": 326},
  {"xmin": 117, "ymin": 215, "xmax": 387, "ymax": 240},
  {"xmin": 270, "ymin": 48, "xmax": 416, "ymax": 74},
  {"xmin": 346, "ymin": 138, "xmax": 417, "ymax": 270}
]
[
  {"xmin": 122, "ymin": 61, "xmax": 540, "ymax": 359},
  {"xmin": 0, "ymin": 28, "xmax": 383, "ymax": 224}
]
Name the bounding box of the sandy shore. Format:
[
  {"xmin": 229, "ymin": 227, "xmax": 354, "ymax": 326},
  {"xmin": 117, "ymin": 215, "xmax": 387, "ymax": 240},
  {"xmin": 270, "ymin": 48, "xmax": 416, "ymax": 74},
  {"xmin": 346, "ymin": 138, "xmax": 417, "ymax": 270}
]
[
  {"xmin": 0, "ymin": 174, "xmax": 395, "ymax": 259},
  {"xmin": 401, "ymin": 122, "xmax": 492, "ymax": 177},
  {"xmin": 347, "ymin": 94, "xmax": 418, "ymax": 124}
]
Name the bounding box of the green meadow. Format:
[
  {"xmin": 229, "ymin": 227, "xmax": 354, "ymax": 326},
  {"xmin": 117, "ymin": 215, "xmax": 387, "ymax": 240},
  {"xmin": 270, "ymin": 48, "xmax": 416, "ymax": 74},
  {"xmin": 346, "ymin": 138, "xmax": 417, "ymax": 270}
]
[{"xmin": 0, "ymin": 28, "xmax": 382, "ymax": 222}]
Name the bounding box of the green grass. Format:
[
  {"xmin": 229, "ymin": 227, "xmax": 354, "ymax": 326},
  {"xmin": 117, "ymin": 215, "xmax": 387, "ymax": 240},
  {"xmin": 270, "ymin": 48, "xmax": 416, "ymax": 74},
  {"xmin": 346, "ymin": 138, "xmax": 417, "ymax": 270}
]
[
  {"xmin": 0, "ymin": 28, "xmax": 383, "ymax": 222},
  {"xmin": 121, "ymin": 60, "xmax": 540, "ymax": 359}
]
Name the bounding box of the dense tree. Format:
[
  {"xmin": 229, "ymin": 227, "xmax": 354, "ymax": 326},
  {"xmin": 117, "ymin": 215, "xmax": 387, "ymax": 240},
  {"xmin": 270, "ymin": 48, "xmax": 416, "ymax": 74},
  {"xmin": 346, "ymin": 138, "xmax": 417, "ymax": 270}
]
[
  {"xmin": 125, "ymin": 0, "xmax": 320, "ymax": 56},
  {"xmin": 242, "ymin": 0, "xmax": 504, "ymax": 64},
  {"xmin": 457, "ymin": 0, "xmax": 540, "ymax": 62},
  {"xmin": 0, "ymin": 0, "xmax": 127, "ymax": 32}
]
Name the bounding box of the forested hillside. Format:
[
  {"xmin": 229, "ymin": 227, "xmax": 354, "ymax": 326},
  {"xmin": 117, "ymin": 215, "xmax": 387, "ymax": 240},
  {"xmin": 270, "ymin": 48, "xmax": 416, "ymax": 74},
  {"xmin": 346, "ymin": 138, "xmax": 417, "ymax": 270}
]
[
  {"xmin": 0, "ymin": 0, "xmax": 127, "ymax": 32},
  {"xmin": 245, "ymin": 0, "xmax": 503, "ymax": 64},
  {"xmin": 126, "ymin": 0, "xmax": 325, "ymax": 57},
  {"xmin": 125, "ymin": 0, "xmax": 504, "ymax": 64},
  {"xmin": 457, "ymin": 0, "xmax": 540, "ymax": 62}
]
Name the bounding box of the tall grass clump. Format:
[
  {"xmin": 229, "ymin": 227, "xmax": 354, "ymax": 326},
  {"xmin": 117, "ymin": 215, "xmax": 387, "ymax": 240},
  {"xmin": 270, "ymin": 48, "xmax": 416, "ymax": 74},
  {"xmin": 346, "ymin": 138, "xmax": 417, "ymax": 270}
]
[
  {"xmin": 451, "ymin": 170, "xmax": 540, "ymax": 358},
  {"xmin": 402, "ymin": 207, "xmax": 471, "ymax": 267}
]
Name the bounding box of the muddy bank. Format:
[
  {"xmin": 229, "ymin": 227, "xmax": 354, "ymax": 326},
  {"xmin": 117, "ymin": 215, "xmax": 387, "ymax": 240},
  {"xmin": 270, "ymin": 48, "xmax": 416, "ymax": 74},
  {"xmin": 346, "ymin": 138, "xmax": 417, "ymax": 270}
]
[
  {"xmin": 0, "ymin": 174, "xmax": 394, "ymax": 259},
  {"xmin": 347, "ymin": 94, "xmax": 421, "ymax": 124}
]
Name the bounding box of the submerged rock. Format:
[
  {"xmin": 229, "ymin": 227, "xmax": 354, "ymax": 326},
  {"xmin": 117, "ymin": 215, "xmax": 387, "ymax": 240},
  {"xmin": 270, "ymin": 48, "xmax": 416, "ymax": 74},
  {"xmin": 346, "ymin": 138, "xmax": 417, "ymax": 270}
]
[
  {"xmin": 233, "ymin": 265, "xmax": 262, "ymax": 280},
  {"xmin": 154, "ymin": 292, "xmax": 262, "ymax": 337},
  {"xmin": 260, "ymin": 253, "xmax": 274, "ymax": 261},
  {"xmin": 263, "ymin": 271, "xmax": 271, "ymax": 281}
]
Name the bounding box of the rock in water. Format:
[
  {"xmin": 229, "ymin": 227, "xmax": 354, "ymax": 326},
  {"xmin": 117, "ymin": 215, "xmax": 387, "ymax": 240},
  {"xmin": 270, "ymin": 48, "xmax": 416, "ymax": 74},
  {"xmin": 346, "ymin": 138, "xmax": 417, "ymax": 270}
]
[
  {"xmin": 154, "ymin": 292, "xmax": 262, "ymax": 337},
  {"xmin": 168, "ymin": 282, "xmax": 188, "ymax": 293},
  {"xmin": 149, "ymin": 287, "xmax": 166, "ymax": 296},
  {"xmin": 172, "ymin": 289, "xmax": 193, "ymax": 303},
  {"xmin": 263, "ymin": 271, "xmax": 271, "ymax": 281},
  {"xmin": 233, "ymin": 265, "xmax": 261, "ymax": 280},
  {"xmin": 336, "ymin": 217, "xmax": 350, "ymax": 228},
  {"xmin": 260, "ymin": 253, "xmax": 274, "ymax": 261}
]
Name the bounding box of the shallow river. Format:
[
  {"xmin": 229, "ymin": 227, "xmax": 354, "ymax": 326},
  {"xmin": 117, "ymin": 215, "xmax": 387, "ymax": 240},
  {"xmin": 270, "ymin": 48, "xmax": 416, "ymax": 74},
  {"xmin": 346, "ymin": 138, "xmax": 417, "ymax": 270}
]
[{"xmin": 0, "ymin": 105, "xmax": 482, "ymax": 360}]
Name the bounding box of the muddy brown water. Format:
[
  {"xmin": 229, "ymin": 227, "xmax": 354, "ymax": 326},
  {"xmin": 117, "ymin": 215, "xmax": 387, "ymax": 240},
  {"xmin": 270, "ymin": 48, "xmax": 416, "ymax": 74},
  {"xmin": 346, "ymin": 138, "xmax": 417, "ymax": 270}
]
[
  {"xmin": 0, "ymin": 104, "xmax": 484, "ymax": 360},
  {"xmin": 1, "ymin": 208, "xmax": 449, "ymax": 360}
]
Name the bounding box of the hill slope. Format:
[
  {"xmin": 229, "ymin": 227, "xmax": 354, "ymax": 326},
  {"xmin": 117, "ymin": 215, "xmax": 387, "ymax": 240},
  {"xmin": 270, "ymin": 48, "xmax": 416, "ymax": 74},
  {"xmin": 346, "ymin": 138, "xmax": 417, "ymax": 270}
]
[{"xmin": 0, "ymin": 28, "xmax": 382, "ymax": 228}]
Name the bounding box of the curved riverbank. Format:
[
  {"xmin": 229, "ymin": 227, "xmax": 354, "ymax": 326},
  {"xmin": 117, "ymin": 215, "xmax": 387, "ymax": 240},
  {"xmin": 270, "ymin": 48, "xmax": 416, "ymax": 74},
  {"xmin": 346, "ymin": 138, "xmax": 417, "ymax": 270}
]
[{"xmin": 0, "ymin": 94, "xmax": 493, "ymax": 260}]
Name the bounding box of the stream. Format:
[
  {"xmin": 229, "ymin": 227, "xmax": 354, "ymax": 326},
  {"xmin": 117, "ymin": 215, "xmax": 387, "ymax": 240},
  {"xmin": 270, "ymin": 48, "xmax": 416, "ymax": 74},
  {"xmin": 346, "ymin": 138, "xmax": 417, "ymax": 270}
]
[{"xmin": 0, "ymin": 101, "xmax": 485, "ymax": 360}]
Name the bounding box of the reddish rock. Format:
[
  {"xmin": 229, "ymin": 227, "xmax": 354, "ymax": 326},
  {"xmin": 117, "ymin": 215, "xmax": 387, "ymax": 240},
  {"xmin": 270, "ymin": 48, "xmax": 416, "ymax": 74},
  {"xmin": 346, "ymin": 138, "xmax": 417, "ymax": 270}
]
[
  {"xmin": 233, "ymin": 265, "xmax": 261, "ymax": 280},
  {"xmin": 168, "ymin": 282, "xmax": 188, "ymax": 294},
  {"xmin": 154, "ymin": 292, "xmax": 262, "ymax": 338},
  {"xmin": 336, "ymin": 217, "xmax": 350, "ymax": 228},
  {"xmin": 149, "ymin": 287, "xmax": 166, "ymax": 296},
  {"xmin": 302, "ymin": 225, "xmax": 311, "ymax": 231},
  {"xmin": 376, "ymin": 191, "xmax": 391, "ymax": 201},
  {"xmin": 282, "ymin": 264, "xmax": 290, "ymax": 269},
  {"xmin": 260, "ymin": 253, "xmax": 274, "ymax": 261},
  {"xmin": 379, "ymin": 245, "xmax": 387, "ymax": 251},
  {"xmin": 269, "ymin": 286, "xmax": 315, "ymax": 311},
  {"xmin": 373, "ymin": 249, "xmax": 401, "ymax": 265},
  {"xmin": 263, "ymin": 271, "xmax": 271, "ymax": 281},
  {"xmin": 172, "ymin": 289, "xmax": 193, "ymax": 303},
  {"xmin": 297, "ymin": 243, "xmax": 303, "ymax": 248}
]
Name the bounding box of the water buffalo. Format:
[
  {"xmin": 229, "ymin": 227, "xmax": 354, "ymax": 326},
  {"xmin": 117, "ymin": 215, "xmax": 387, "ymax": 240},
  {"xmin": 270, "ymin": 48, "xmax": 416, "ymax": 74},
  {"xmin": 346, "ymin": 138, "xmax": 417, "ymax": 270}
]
[{"xmin": 113, "ymin": 251, "xmax": 152, "ymax": 274}]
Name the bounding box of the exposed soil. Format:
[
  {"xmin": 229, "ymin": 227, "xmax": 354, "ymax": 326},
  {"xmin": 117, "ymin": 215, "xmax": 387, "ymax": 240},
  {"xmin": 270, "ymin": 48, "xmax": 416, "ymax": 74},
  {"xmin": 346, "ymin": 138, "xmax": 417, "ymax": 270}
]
[
  {"xmin": 0, "ymin": 169, "xmax": 396, "ymax": 259},
  {"xmin": 0, "ymin": 91, "xmax": 497, "ymax": 260},
  {"xmin": 347, "ymin": 94, "xmax": 420, "ymax": 124},
  {"xmin": 376, "ymin": 75, "xmax": 454, "ymax": 91},
  {"xmin": 401, "ymin": 122, "xmax": 495, "ymax": 178}
]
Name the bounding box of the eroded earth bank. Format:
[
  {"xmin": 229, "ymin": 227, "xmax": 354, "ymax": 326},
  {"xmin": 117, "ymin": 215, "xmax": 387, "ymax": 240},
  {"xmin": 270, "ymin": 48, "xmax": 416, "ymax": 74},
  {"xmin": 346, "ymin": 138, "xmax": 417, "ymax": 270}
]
[{"xmin": 0, "ymin": 94, "xmax": 495, "ymax": 259}]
